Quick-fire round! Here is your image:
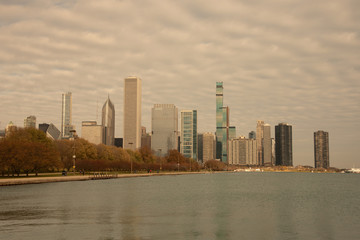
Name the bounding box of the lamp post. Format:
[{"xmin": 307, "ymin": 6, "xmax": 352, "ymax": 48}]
[
  {"xmin": 128, "ymin": 142, "xmax": 133, "ymax": 173},
  {"xmin": 70, "ymin": 129, "xmax": 77, "ymax": 175}
]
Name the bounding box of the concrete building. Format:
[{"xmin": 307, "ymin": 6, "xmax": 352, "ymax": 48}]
[
  {"xmin": 61, "ymin": 92, "xmax": 73, "ymax": 139},
  {"xmin": 114, "ymin": 138, "xmax": 123, "ymax": 148},
  {"xmin": 263, "ymin": 124, "xmax": 272, "ymax": 166},
  {"xmin": 202, "ymin": 132, "xmax": 216, "ymax": 162},
  {"xmin": 216, "ymin": 82, "xmax": 229, "ymax": 162},
  {"xmin": 314, "ymin": 130, "xmax": 329, "ymax": 168},
  {"xmin": 102, "ymin": 96, "xmax": 115, "ymax": 146},
  {"xmin": 151, "ymin": 104, "xmax": 178, "ymax": 157},
  {"xmin": 275, "ymin": 123, "xmax": 293, "ymax": 166},
  {"xmin": 81, "ymin": 121, "xmax": 104, "ymax": 145},
  {"xmin": 180, "ymin": 110, "xmax": 197, "ymax": 160},
  {"xmin": 39, "ymin": 123, "xmax": 61, "ymax": 140},
  {"xmin": 124, "ymin": 76, "xmax": 142, "ymax": 150},
  {"xmin": 197, "ymin": 133, "xmax": 203, "ymax": 162},
  {"xmin": 228, "ymin": 137, "xmax": 257, "ymax": 165},
  {"xmin": 256, "ymin": 120, "xmax": 264, "ymax": 165},
  {"xmin": 141, "ymin": 126, "xmax": 152, "ymax": 149},
  {"xmin": 24, "ymin": 115, "xmax": 36, "ymax": 128}
]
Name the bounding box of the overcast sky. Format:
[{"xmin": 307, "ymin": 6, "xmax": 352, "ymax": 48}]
[{"xmin": 0, "ymin": 0, "xmax": 359, "ymax": 168}]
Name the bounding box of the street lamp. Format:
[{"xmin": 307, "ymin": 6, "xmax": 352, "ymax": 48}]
[
  {"xmin": 128, "ymin": 142, "xmax": 133, "ymax": 174},
  {"xmin": 70, "ymin": 129, "xmax": 77, "ymax": 175}
]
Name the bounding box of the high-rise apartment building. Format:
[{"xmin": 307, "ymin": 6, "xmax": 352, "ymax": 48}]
[
  {"xmin": 61, "ymin": 92, "xmax": 73, "ymax": 139},
  {"xmin": 263, "ymin": 124, "xmax": 272, "ymax": 166},
  {"xmin": 202, "ymin": 132, "xmax": 216, "ymax": 162},
  {"xmin": 256, "ymin": 120, "xmax": 264, "ymax": 165},
  {"xmin": 124, "ymin": 76, "xmax": 142, "ymax": 150},
  {"xmin": 180, "ymin": 110, "xmax": 197, "ymax": 160},
  {"xmin": 275, "ymin": 123, "xmax": 293, "ymax": 166},
  {"xmin": 151, "ymin": 104, "xmax": 178, "ymax": 156},
  {"xmin": 102, "ymin": 96, "xmax": 115, "ymax": 145},
  {"xmin": 228, "ymin": 137, "xmax": 257, "ymax": 165},
  {"xmin": 216, "ymin": 82, "xmax": 229, "ymax": 162},
  {"xmin": 24, "ymin": 115, "xmax": 36, "ymax": 128},
  {"xmin": 314, "ymin": 130, "xmax": 329, "ymax": 168}
]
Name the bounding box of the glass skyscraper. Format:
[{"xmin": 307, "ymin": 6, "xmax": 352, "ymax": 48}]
[
  {"xmin": 275, "ymin": 123, "xmax": 293, "ymax": 166},
  {"xmin": 216, "ymin": 82, "xmax": 229, "ymax": 162},
  {"xmin": 180, "ymin": 110, "xmax": 197, "ymax": 160},
  {"xmin": 102, "ymin": 96, "xmax": 115, "ymax": 146},
  {"xmin": 61, "ymin": 92, "xmax": 73, "ymax": 139}
]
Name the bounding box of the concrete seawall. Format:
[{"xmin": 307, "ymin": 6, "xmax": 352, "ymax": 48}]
[{"xmin": 0, "ymin": 172, "xmax": 207, "ymax": 186}]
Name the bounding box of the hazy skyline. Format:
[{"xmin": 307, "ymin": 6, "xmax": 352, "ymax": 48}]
[{"xmin": 0, "ymin": 0, "xmax": 359, "ymax": 168}]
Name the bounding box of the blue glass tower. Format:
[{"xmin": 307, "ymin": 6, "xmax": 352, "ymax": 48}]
[{"xmin": 216, "ymin": 82, "xmax": 229, "ymax": 162}]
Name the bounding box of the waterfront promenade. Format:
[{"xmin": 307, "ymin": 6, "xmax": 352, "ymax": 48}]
[{"xmin": 0, "ymin": 172, "xmax": 205, "ymax": 186}]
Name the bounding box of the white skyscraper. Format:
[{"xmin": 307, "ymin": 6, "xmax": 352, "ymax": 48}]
[
  {"xmin": 24, "ymin": 115, "xmax": 36, "ymax": 128},
  {"xmin": 124, "ymin": 76, "xmax": 142, "ymax": 150},
  {"xmin": 61, "ymin": 92, "xmax": 73, "ymax": 139}
]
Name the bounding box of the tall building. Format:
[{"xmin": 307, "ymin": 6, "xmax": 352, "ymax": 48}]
[
  {"xmin": 24, "ymin": 115, "xmax": 36, "ymax": 128},
  {"xmin": 275, "ymin": 123, "xmax": 293, "ymax": 166},
  {"xmin": 82, "ymin": 121, "xmax": 104, "ymax": 145},
  {"xmin": 216, "ymin": 82, "xmax": 229, "ymax": 162},
  {"xmin": 102, "ymin": 96, "xmax": 115, "ymax": 145},
  {"xmin": 151, "ymin": 104, "xmax": 178, "ymax": 156},
  {"xmin": 197, "ymin": 133, "xmax": 203, "ymax": 162},
  {"xmin": 249, "ymin": 131, "xmax": 256, "ymax": 139},
  {"xmin": 141, "ymin": 126, "xmax": 151, "ymax": 149},
  {"xmin": 124, "ymin": 76, "xmax": 142, "ymax": 150},
  {"xmin": 39, "ymin": 123, "xmax": 61, "ymax": 140},
  {"xmin": 61, "ymin": 92, "xmax": 73, "ymax": 139},
  {"xmin": 203, "ymin": 132, "xmax": 216, "ymax": 162},
  {"xmin": 263, "ymin": 124, "xmax": 272, "ymax": 166},
  {"xmin": 256, "ymin": 120, "xmax": 264, "ymax": 165},
  {"xmin": 180, "ymin": 110, "xmax": 197, "ymax": 160},
  {"xmin": 228, "ymin": 137, "xmax": 257, "ymax": 165},
  {"xmin": 229, "ymin": 126, "xmax": 236, "ymax": 140},
  {"xmin": 314, "ymin": 130, "xmax": 329, "ymax": 168}
]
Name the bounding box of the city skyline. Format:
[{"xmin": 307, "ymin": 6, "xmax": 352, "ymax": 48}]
[{"xmin": 0, "ymin": 0, "xmax": 359, "ymax": 168}]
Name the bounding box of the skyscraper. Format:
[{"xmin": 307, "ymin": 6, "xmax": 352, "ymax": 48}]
[
  {"xmin": 314, "ymin": 130, "xmax": 329, "ymax": 168},
  {"xmin": 102, "ymin": 96, "xmax": 115, "ymax": 145},
  {"xmin": 24, "ymin": 115, "xmax": 36, "ymax": 128},
  {"xmin": 228, "ymin": 137, "xmax": 257, "ymax": 165},
  {"xmin": 263, "ymin": 124, "xmax": 272, "ymax": 166},
  {"xmin": 124, "ymin": 76, "xmax": 142, "ymax": 150},
  {"xmin": 39, "ymin": 123, "xmax": 61, "ymax": 140},
  {"xmin": 180, "ymin": 110, "xmax": 197, "ymax": 160},
  {"xmin": 61, "ymin": 92, "xmax": 73, "ymax": 139},
  {"xmin": 216, "ymin": 82, "xmax": 229, "ymax": 162},
  {"xmin": 81, "ymin": 121, "xmax": 104, "ymax": 145},
  {"xmin": 275, "ymin": 123, "xmax": 293, "ymax": 166},
  {"xmin": 203, "ymin": 132, "xmax": 216, "ymax": 162},
  {"xmin": 151, "ymin": 104, "xmax": 178, "ymax": 156},
  {"xmin": 256, "ymin": 120, "xmax": 264, "ymax": 165},
  {"xmin": 249, "ymin": 131, "xmax": 256, "ymax": 139}
]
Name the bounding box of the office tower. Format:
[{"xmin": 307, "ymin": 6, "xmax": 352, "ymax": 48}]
[
  {"xmin": 216, "ymin": 82, "xmax": 229, "ymax": 162},
  {"xmin": 263, "ymin": 124, "xmax": 272, "ymax": 166},
  {"xmin": 102, "ymin": 96, "xmax": 115, "ymax": 145},
  {"xmin": 271, "ymin": 138, "xmax": 276, "ymax": 165},
  {"xmin": 61, "ymin": 92, "xmax": 73, "ymax": 139},
  {"xmin": 114, "ymin": 138, "xmax": 123, "ymax": 148},
  {"xmin": 256, "ymin": 120, "xmax": 264, "ymax": 165},
  {"xmin": 151, "ymin": 104, "xmax": 178, "ymax": 156},
  {"xmin": 275, "ymin": 123, "xmax": 293, "ymax": 166},
  {"xmin": 141, "ymin": 126, "xmax": 151, "ymax": 149},
  {"xmin": 228, "ymin": 137, "xmax": 257, "ymax": 165},
  {"xmin": 81, "ymin": 121, "xmax": 104, "ymax": 145},
  {"xmin": 249, "ymin": 131, "xmax": 256, "ymax": 139},
  {"xmin": 24, "ymin": 115, "xmax": 36, "ymax": 128},
  {"xmin": 229, "ymin": 126, "xmax": 236, "ymax": 140},
  {"xmin": 314, "ymin": 130, "xmax": 329, "ymax": 168},
  {"xmin": 124, "ymin": 76, "xmax": 142, "ymax": 150},
  {"xmin": 203, "ymin": 132, "xmax": 216, "ymax": 162},
  {"xmin": 197, "ymin": 133, "xmax": 203, "ymax": 162},
  {"xmin": 39, "ymin": 123, "xmax": 61, "ymax": 140},
  {"xmin": 180, "ymin": 110, "xmax": 197, "ymax": 160}
]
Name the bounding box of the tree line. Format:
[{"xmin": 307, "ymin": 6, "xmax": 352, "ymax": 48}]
[{"xmin": 0, "ymin": 127, "xmax": 206, "ymax": 177}]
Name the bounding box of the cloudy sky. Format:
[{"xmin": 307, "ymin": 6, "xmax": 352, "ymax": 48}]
[{"xmin": 0, "ymin": 0, "xmax": 359, "ymax": 168}]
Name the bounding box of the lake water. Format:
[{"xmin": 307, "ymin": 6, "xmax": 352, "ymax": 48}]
[{"xmin": 0, "ymin": 172, "xmax": 359, "ymax": 240}]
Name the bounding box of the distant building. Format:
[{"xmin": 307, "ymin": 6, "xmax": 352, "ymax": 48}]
[
  {"xmin": 314, "ymin": 130, "xmax": 329, "ymax": 168},
  {"xmin": 24, "ymin": 115, "xmax": 36, "ymax": 128},
  {"xmin": 180, "ymin": 110, "xmax": 197, "ymax": 160},
  {"xmin": 0, "ymin": 129, "xmax": 5, "ymax": 139},
  {"xmin": 5, "ymin": 121, "xmax": 15, "ymax": 137},
  {"xmin": 275, "ymin": 123, "xmax": 293, "ymax": 166},
  {"xmin": 102, "ymin": 96, "xmax": 115, "ymax": 145},
  {"xmin": 256, "ymin": 120, "xmax": 264, "ymax": 165},
  {"xmin": 114, "ymin": 138, "xmax": 123, "ymax": 148},
  {"xmin": 141, "ymin": 126, "xmax": 151, "ymax": 149},
  {"xmin": 229, "ymin": 126, "xmax": 236, "ymax": 140},
  {"xmin": 263, "ymin": 124, "xmax": 272, "ymax": 166},
  {"xmin": 151, "ymin": 104, "xmax": 178, "ymax": 156},
  {"xmin": 271, "ymin": 138, "xmax": 276, "ymax": 165},
  {"xmin": 197, "ymin": 133, "xmax": 203, "ymax": 162},
  {"xmin": 124, "ymin": 76, "xmax": 142, "ymax": 150},
  {"xmin": 248, "ymin": 131, "xmax": 256, "ymax": 139},
  {"xmin": 228, "ymin": 137, "xmax": 257, "ymax": 165},
  {"xmin": 81, "ymin": 121, "xmax": 104, "ymax": 145},
  {"xmin": 203, "ymin": 132, "xmax": 216, "ymax": 162},
  {"xmin": 39, "ymin": 123, "xmax": 61, "ymax": 140},
  {"xmin": 216, "ymin": 82, "xmax": 229, "ymax": 162},
  {"xmin": 61, "ymin": 92, "xmax": 74, "ymax": 139}
]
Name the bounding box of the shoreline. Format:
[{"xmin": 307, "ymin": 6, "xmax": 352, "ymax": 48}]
[{"xmin": 0, "ymin": 171, "xmax": 207, "ymax": 187}]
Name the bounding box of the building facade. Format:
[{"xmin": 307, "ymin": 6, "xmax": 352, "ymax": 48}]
[
  {"xmin": 61, "ymin": 92, "xmax": 73, "ymax": 139},
  {"xmin": 151, "ymin": 104, "xmax": 178, "ymax": 157},
  {"xmin": 141, "ymin": 126, "xmax": 152, "ymax": 149},
  {"xmin": 180, "ymin": 110, "xmax": 197, "ymax": 160},
  {"xmin": 124, "ymin": 76, "xmax": 142, "ymax": 150},
  {"xmin": 228, "ymin": 137, "xmax": 257, "ymax": 165},
  {"xmin": 39, "ymin": 123, "xmax": 61, "ymax": 140},
  {"xmin": 263, "ymin": 124, "xmax": 272, "ymax": 166},
  {"xmin": 275, "ymin": 123, "xmax": 293, "ymax": 166},
  {"xmin": 314, "ymin": 130, "xmax": 329, "ymax": 168},
  {"xmin": 197, "ymin": 133, "xmax": 203, "ymax": 162},
  {"xmin": 248, "ymin": 131, "xmax": 256, "ymax": 139},
  {"xmin": 81, "ymin": 121, "xmax": 104, "ymax": 145},
  {"xmin": 256, "ymin": 120, "xmax": 264, "ymax": 165},
  {"xmin": 202, "ymin": 132, "xmax": 216, "ymax": 162},
  {"xmin": 24, "ymin": 115, "xmax": 36, "ymax": 128},
  {"xmin": 102, "ymin": 96, "xmax": 115, "ymax": 145},
  {"xmin": 216, "ymin": 82, "xmax": 229, "ymax": 162}
]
